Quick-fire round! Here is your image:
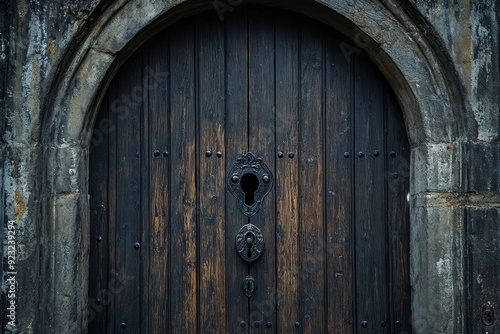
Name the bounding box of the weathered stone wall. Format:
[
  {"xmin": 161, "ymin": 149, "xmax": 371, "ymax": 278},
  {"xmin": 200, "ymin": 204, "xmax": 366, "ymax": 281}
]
[{"xmin": 0, "ymin": 0, "xmax": 498, "ymax": 333}]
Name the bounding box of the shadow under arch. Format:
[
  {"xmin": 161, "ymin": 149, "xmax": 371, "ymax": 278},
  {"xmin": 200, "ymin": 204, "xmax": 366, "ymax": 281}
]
[{"xmin": 39, "ymin": 0, "xmax": 469, "ymax": 332}]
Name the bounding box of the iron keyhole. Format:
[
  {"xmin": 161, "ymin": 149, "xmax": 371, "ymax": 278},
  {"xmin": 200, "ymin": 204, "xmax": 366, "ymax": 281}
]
[
  {"xmin": 240, "ymin": 173, "xmax": 259, "ymax": 206},
  {"xmin": 245, "ymin": 232, "xmax": 255, "ymax": 258}
]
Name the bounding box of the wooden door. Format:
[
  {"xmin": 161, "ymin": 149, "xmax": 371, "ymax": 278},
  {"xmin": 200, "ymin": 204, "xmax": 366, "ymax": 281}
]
[{"xmin": 88, "ymin": 7, "xmax": 411, "ymax": 333}]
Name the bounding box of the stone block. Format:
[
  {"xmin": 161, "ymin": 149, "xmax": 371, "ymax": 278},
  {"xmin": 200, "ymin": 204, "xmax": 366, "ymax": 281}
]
[
  {"xmin": 41, "ymin": 193, "xmax": 90, "ymax": 333},
  {"xmin": 45, "ymin": 145, "xmax": 88, "ymax": 195},
  {"xmin": 410, "ymin": 196, "xmax": 465, "ymax": 333},
  {"xmin": 411, "ymin": 141, "xmax": 464, "ymax": 194}
]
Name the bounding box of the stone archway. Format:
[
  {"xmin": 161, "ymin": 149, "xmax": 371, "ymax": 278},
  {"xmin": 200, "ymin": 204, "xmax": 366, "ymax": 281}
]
[{"xmin": 40, "ymin": 0, "xmax": 470, "ymax": 332}]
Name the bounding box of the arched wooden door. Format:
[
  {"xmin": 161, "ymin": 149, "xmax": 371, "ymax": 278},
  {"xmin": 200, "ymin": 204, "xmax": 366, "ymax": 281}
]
[{"xmin": 88, "ymin": 7, "xmax": 411, "ymax": 333}]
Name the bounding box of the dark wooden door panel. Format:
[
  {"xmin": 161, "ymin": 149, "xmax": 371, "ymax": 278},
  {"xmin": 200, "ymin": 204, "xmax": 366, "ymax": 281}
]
[
  {"xmin": 169, "ymin": 22, "xmax": 197, "ymax": 332},
  {"xmin": 224, "ymin": 10, "xmax": 250, "ymax": 333},
  {"xmin": 248, "ymin": 9, "xmax": 277, "ymax": 333},
  {"xmin": 324, "ymin": 28, "xmax": 355, "ymax": 333},
  {"xmin": 88, "ymin": 7, "xmax": 411, "ymax": 333},
  {"xmin": 197, "ymin": 15, "xmax": 227, "ymax": 332},
  {"xmin": 298, "ymin": 22, "xmax": 327, "ymax": 333},
  {"xmin": 275, "ymin": 14, "xmax": 301, "ymax": 334}
]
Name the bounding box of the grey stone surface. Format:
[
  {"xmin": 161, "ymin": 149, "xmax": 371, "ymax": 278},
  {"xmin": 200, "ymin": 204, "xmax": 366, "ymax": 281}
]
[
  {"xmin": 410, "ymin": 198, "xmax": 465, "ymax": 333},
  {"xmin": 0, "ymin": 0, "xmax": 499, "ymax": 333}
]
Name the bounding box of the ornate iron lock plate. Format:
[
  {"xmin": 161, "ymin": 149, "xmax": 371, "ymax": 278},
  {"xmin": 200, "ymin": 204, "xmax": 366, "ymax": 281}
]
[
  {"xmin": 228, "ymin": 152, "xmax": 273, "ymax": 217},
  {"xmin": 236, "ymin": 224, "xmax": 264, "ymax": 263}
]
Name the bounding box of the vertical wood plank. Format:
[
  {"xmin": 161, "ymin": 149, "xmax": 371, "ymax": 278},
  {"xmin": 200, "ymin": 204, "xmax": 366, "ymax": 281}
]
[
  {"xmin": 105, "ymin": 74, "xmax": 118, "ymax": 334},
  {"xmin": 88, "ymin": 95, "xmax": 109, "ymax": 333},
  {"xmin": 197, "ymin": 15, "xmax": 226, "ymax": 332},
  {"xmin": 275, "ymin": 13, "xmax": 301, "ymax": 333},
  {"xmin": 113, "ymin": 53, "xmax": 143, "ymax": 333},
  {"xmin": 325, "ymin": 31, "xmax": 355, "ymax": 332},
  {"xmin": 169, "ymin": 23, "xmax": 198, "ymax": 332},
  {"xmin": 298, "ymin": 20, "xmax": 326, "ymax": 333},
  {"xmin": 385, "ymin": 85, "xmax": 411, "ymax": 332},
  {"xmin": 146, "ymin": 33, "xmax": 171, "ymax": 332},
  {"xmin": 224, "ymin": 10, "xmax": 250, "ymax": 333},
  {"xmin": 139, "ymin": 43, "xmax": 151, "ymax": 334},
  {"xmin": 354, "ymin": 54, "xmax": 388, "ymax": 332},
  {"xmin": 248, "ymin": 9, "xmax": 277, "ymax": 333}
]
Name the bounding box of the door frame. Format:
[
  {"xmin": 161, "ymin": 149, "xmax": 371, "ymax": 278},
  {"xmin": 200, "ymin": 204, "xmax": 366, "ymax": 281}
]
[{"xmin": 40, "ymin": 0, "xmax": 469, "ymax": 332}]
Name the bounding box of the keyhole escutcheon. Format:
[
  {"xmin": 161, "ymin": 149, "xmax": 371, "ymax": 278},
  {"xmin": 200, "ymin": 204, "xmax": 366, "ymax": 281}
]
[{"xmin": 227, "ymin": 152, "xmax": 273, "ymax": 217}]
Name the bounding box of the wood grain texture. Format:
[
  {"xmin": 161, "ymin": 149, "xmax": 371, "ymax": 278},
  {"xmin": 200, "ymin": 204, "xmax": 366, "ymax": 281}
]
[
  {"xmin": 146, "ymin": 32, "xmax": 170, "ymax": 332},
  {"xmin": 88, "ymin": 94, "xmax": 109, "ymax": 333},
  {"xmin": 112, "ymin": 52, "xmax": 143, "ymax": 332},
  {"xmin": 275, "ymin": 13, "xmax": 301, "ymax": 333},
  {"xmin": 196, "ymin": 15, "xmax": 227, "ymax": 333},
  {"xmin": 248, "ymin": 8, "xmax": 277, "ymax": 333},
  {"xmin": 224, "ymin": 10, "xmax": 250, "ymax": 333},
  {"xmin": 298, "ymin": 20, "xmax": 326, "ymax": 333},
  {"xmin": 385, "ymin": 84, "xmax": 412, "ymax": 332},
  {"xmin": 354, "ymin": 54, "xmax": 388, "ymax": 332},
  {"xmin": 325, "ymin": 29, "xmax": 355, "ymax": 333},
  {"xmin": 169, "ymin": 22, "xmax": 197, "ymax": 332}
]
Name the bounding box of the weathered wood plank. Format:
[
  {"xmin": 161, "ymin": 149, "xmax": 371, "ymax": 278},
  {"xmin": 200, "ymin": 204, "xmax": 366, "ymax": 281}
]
[
  {"xmin": 139, "ymin": 43, "xmax": 151, "ymax": 334},
  {"xmin": 146, "ymin": 33, "xmax": 171, "ymax": 332},
  {"xmin": 105, "ymin": 72, "xmax": 118, "ymax": 334},
  {"xmin": 354, "ymin": 54, "xmax": 388, "ymax": 332},
  {"xmin": 88, "ymin": 94, "xmax": 109, "ymax": 333},
  {"xmin": 197, "ymin": 15, "xmax": 227, "ymax": 332},
  {"xmin": 298, "ymin": 20, "xmax": 326, "ymax": 333},
  {"xmin": 385, "ymin": 84, "xmax": 411, "ymax": 332},
  {"xmin": 169, "ymin": 23, "xmax": 198, "ymax": 332},
  {"xmin": 275, "ymin": 13, "xmax": 301, "ymax": 333},
  {"xmin": 111, "ymin": 52, "xmax": 143, "ymax": 332},
  {"xmin": 248, "ymin": 9, "xmax": 277, "ymax": 333},
  {"xmin": 325, "ymin": 29, "xmax": 355, "ymax": 332},
  {"xmin": 224, "ymin": 9, "xmax": 250, "ymax": 333}
]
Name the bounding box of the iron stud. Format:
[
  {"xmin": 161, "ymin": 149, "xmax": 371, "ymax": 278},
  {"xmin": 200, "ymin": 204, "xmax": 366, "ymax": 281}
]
[
  {"xmin": 288, "ymin": 152, "xmax": 295, "ymax": 159},
  {"xmin": 120, "ymin": 323, "xmax": 127, "ymax": 329},
  {"xmin": 163, "ymin": 150, "xmax": 169, "ymax": 157},
  {"xmin": 133, "ymin": 242, "xmax": 140, "ymax": 250},
  {"xmin": 358, "ymin": 152, "xmax": 364, "ymax": 158},
  {"xmin": 295, "ymin": 321, "xmax": 301, "ymax": 328},
  {"xmin": 205, "ymin": 150, "xmax": 212, "ymax": 157},
  {"xmin": 240, "ymin": 321, "xmax": 246, "ymax": 328},
  {"xmin": 344, "ymin": 152, "xmax": 350, "ymax": 158},
  {"xmin": 262, "ymin": 175, "xmax": 270, "ymax": 183},
  {"xmin": 266, "ymin": 322, "xmax": 272, "ymax": 328},
  {"xmin": 216, "ymin": 151, "xmax": 222, "ymax": 158},
  {"xmin": 381, "ymin": 321, "xmax": 386, "ymax": 327},
  {"xmin": 97, "ymin": 236, "xmax": 103, "ymax": 242},
  {"xmin": 395, "ymin": 320, "xmax": 402, "ymax": 327},
  {"xmin": 361, "ymin": 320, "xmax": 368, "ymax": 328},
  {"xmin": 231, "ymin": 175, "xmax": 239, "ymax": 183},
  {"xmin": 277, "ymin": 151, "xmax": 284, "ymax": 158},
  {"xmin": 390, "ymin": 151, "xmax": 396, "ymax": 158},
  {"xmin": 153, "ymin": 150, "xmax": 160, "ymax": 157},
  {"xmin": 373, "ymin": 150, "xmax": 380, "ymax": 157},
  {"xmin": 254, "ymin": 321, "xmax": 260, "ymax": 328}
]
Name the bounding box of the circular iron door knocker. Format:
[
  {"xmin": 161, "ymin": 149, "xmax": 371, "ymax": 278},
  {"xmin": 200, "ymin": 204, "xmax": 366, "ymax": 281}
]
[{"xmin": 236, "ymin": 224, "xmax": 264, "ymax": 263}]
